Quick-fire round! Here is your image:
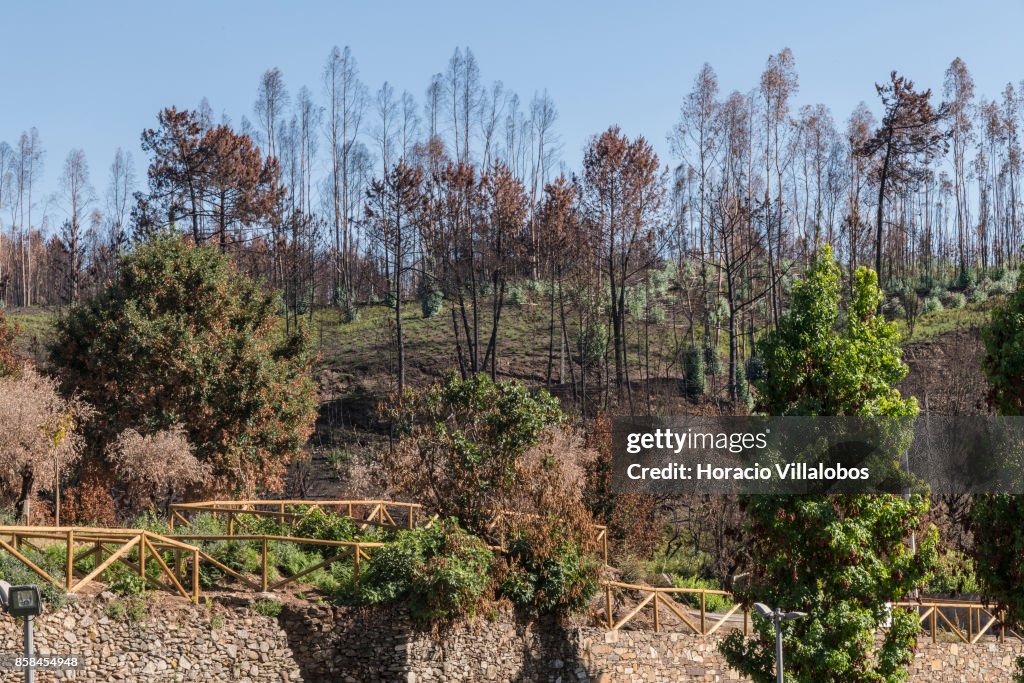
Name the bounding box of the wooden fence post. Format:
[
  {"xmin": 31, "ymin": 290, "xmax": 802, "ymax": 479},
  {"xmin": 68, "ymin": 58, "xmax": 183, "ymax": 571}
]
[
  {"xmin": 606, "ymin": 585, "xmax": 613, "ymax": 630},
  {"xmin": 65, "ymin": 530, "xmax": 74, "ymax": 590},
  {"xmin": 139, "ymin": 532, "xmax": 146, "ymax": 581},
  {"xmin": 192, "ymin": 549, "xmax": 200, "ymax": 602},
  {"xmin": 261, "ymin": 538, "xmax": 269, "ymax": 592}
]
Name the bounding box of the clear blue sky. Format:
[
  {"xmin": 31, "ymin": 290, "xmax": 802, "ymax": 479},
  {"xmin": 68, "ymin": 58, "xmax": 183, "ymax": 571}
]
[{"xmin": 3, "ymin": 0, "xmax": 1024, "ymax": 216}]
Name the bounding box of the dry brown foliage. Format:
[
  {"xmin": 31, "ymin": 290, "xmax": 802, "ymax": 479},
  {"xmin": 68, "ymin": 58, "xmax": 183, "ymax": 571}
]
[
  {"xmin": 0, "ymin": 364, "xmax": 92, "ymax": 518},
  {"xmin": 492, "ymin": 424, "xmax": 600, "ymax": 549},
  {"xmin": 105, "ymin": 425, "xmax": 210, "ymax": 511},
  {"xmin": 583, "ymin": 413, "xmax": 661, "ymax": 561},
  {"xmin": 61, "ymin": 459, "xmax": 117, "ymax": 526}
]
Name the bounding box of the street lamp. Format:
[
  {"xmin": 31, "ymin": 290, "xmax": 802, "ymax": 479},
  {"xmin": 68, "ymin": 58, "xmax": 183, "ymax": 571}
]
[
  {"xmin": 0, "ymin": 580, "xmax": 43, "ymax": 683},
  {"xmin": 753, "ymin": 602, "xmax": 807, "ymax": 683}
]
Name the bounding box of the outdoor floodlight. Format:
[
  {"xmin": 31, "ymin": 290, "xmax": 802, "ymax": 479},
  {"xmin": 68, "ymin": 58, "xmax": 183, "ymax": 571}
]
[
  {"xmin": 0, "ymin": 579, "xmax": 43, "ymax": 682},
  {"xmin": 5, "ymin": 586, "xmax": 42, "ymax": 618},
  {"xmin": 752, "ymin": 602, "xmax": 808, "ymax": 683}
]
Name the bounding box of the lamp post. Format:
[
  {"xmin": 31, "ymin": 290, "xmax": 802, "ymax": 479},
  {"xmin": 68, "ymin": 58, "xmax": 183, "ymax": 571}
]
[
  {"xmin": 0, "ymin": 581, "xmax": 43, "ymax": 683},
  {"xmin": 753, "ymin": 602, "xmax": 807, "ymax": 683}
]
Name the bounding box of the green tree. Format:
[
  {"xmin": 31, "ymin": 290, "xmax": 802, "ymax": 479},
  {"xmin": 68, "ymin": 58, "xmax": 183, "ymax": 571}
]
[
  {"xmin": 383, "ymin": 373, "xmax": 601, "ymax": 615},
  {"xmin": 975, "ymin": 286, "xmax": 1024, "ymax": 681},
  {"xmin": 383, "ymin": 372, "xmax": 564, "ymax": 534},
  {"xmin": 969, "ymin": 495, "xmax": 1024, "ymax": 682},
  {"xmin": 720, "ymin": 246, "xmax": 937, "ymax": 683},
  {"xmin": 981, "ymin": 282, "xmax": 1024, "ymax": 415},
  {"xmin": 51, "ymin": 232, "xmax": 317, "ymax": 499}
]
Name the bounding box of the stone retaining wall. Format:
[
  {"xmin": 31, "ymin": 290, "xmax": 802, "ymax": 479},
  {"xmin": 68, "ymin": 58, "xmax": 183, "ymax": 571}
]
[
  {"xmin": 0, "ymin": 594, "xmax": 301, "ymax": 682},
  {"xmin": 0, "ymin": 595, "xmax": 1020, "ymax": 681}
]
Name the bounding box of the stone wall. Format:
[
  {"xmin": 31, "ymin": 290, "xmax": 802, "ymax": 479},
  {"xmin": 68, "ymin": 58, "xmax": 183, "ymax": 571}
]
[
  {"xmin": 0, "ymin": 595, "xmax": 1020, "ymax": 682},
  {"xmin": 277, "ymin": 602, "xmax": 588, "ymax": 682},
  {"xmin": 278, "ymin": 602, "xmax": 1024, "ymax": 682},
  {"xmin": 0, "ymin": 594, "xmax": 301, "ymax": 682}
]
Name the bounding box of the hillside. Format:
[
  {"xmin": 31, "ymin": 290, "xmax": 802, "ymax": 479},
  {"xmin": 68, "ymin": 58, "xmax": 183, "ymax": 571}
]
[{"xmin": 4, "ymin": 293, "xmax": 1001, "ymax": 497}]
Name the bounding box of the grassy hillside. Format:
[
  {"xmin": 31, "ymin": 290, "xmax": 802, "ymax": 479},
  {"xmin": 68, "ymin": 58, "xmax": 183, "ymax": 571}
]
[{"xmin": 5, "ymin": 291, "xmax": 1001, "ymax": 392}]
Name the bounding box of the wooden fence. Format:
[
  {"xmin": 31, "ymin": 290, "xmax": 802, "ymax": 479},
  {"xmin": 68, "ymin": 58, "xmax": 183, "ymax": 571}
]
[
  {"xmin": 168, "ymin": 499, "xmax": 423, "ymax": 533},
  {"xmin": 0, "ymin": 525, "xmax": 385, "ymax": 602},
  {"xmin": 170, "ymin": 499, "xmax": 610, "ymax": 564},
  {"xmin": 0, "ymin": 526, "xmax": 201, "ymax": 602},
  {"xmin": 170, "ymin": 533, "xmax": 383, "ymax": 593},
  {"xmin": 601, "ymin": 580, "xmax": 1024, "ymax": 644},
  {"xmin": 0, "ymin": 499, "xmax": 607, "ymax": 604},
  {"xmin": 0, "ymin": 523, "xmax": 1018, "ymax": 647}
]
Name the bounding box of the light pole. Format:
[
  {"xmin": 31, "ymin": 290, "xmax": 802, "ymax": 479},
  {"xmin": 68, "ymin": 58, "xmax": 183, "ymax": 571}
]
[
  {"xmin": 0, "ymin": 581, "xmax": 44, "ymax": 683},
  {"xmin": 753, "ymin": 602, "xmax": 807, "ymax": 683}
]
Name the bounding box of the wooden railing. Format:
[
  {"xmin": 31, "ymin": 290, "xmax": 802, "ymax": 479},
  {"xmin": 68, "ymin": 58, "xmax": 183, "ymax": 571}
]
[
  {"xmin": 602, "ymin": 580, "xmax": 747, "ymax": 635},
  {"xmin": 894, "ymin": 600, "xmax": 1024, "ymax": 644},
  {"xmin": 601, "ymin": 581, "xmax": 1024, "ymax": 644},
  {"xmin": 171, "ymin": 499, "xmax": 610, "ymax": 565},
  {"xmin": 0, "ymin": 526, "xmax": 202, "ymax": 602},
  {"xmin": 168, "ymin": 499, "xmax": 424, "ymax": 533},
  {"xmin": 0, "ymin": 525, "xmax": 385, "ymax": 602}
]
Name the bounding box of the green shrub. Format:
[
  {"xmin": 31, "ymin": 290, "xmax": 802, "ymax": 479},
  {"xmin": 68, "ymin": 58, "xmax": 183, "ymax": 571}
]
[
  {"xmin": 268, "ymin": 541, "xmax": 319, "ymax": 579},
  {"xmin": 884, "ymin": 297, "xmax": 906, "ymax": 320},
  {"xmin": 923, "ymin": 296, "xmax": 944, "ymax": 315},
  {"xmin": 252, "ymin": 599, "xmax": 283, "ymax": 617},
  {"xmin": 130, "ymin": 510, "xmax": 169, "ymax": 534},
  {"xmin": 105, "ymin": 597, "xmax": 148, "ymax": 623},
  {"xmin": 360, "ymin": 520, "xmax": 494, "ymax": 625},
  {"xmin": 989, "ymin": 277, "xmax": 1016, "ymax": 296},
  {"xmin": 682, "ymin": 345, "xmax": 706, "ymax": 399},
  {"xmin": 501, "ymin": 533, "xmax": 600, "ymax": 615},
  {"xmin": 576, "ymin": 323, "xmax": 609, "ymax": 368},
  {"xmin": 670, "ymin": 576, "xmax": 733, "ymax": 613},
  {"xmin": 944, "ymin": 292, "xmax": 966, "ymax": 309},
  {"xmin": 922, "ymin": 549, "xmax": 980, "ymax": 595},
  {"xmin": 625, "ymin": 288, "xmax": 645, "ymax": 318},
  {"xmin": 647, "ymin": 305, "xmax": 666, "ymax": 324},
  {"xmin": 222, "ymin": 541, "xmax": 262, "ymax": 574},
  {"xmin": 108, "ymin": 566, "xmax": 148, "ymax": 596},
  {"xmin": 0, "ymin": 547, "xmax": 66, "ymax": 607},
  {"xmin": 968, "ymin": 288, "xmax": 988, "ymax": 304},
  {"xmin": 293, "ymin": 508, "xmax": 358, "ymax": 552},
  {"xmin": 238, "ymin": 513, "xmax": 289, "ymax": 537},
  {"xmin": 956, "ymin": 268, "xmax": 975, "ymax": 289},
  {"xmin": 418, "ymin": 278, "xmax": 444, "ymax": 318},
  {"xmin": 505, "ymin": 285, "xmax": 525, "ymax": 306},
  {"xmin": 173, "ymin": 512, "xmax": 227, "ymax": 536},
  {"xmin": 342, "ymin": 303, "xmax": 360, "ymax": 324},
  {"xmin": 745, "ymin": 354, "xmax": 766, "ymax": 383}
]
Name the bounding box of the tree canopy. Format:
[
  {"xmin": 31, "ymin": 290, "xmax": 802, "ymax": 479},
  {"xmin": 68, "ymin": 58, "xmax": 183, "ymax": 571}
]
[
  {"xmin": 51, "ymin": 232, "xmax": 317, "ymax": 500},
  {"xmin": 720, "ymin": 247, "xmax": 936, "ymax": 683}
]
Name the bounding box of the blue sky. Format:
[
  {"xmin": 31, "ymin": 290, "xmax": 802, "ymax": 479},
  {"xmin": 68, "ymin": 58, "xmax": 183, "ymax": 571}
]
[{"xmin": 3, "ymin": 0, "xmax": 1024, "ymax": 215}]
